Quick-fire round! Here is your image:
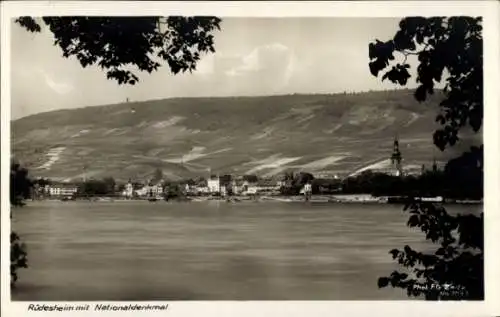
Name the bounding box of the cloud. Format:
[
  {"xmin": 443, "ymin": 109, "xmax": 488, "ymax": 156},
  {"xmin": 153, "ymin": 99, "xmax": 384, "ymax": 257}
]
[
  {"xmin": 225, "ymin": 47, "xmax": 260, "ymax": 76},
  {"xmin": 39, "ymin": 69, "xmax": 74, "ymax": 95},
  {"xmin": 226, "ymin": 43, "xmax": 291, "ymax": 76},
  {"xmin": 220, "ymin": 43, "xmax": 295, "ymax": 94}
]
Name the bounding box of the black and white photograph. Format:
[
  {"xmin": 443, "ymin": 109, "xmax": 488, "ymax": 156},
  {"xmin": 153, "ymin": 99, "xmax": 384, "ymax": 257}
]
[{"xmin": 2, "ymin": 1, "xmax": 499, "ymax": 316}]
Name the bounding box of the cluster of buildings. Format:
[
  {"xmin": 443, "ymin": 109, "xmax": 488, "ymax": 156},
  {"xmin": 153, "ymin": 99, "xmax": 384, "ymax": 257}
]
[
  {"xmin": 120, "ymin": 176, "xmax": 293, "ymax": 198},
  {"xmin": 205, "ymin": 176, "xmax": 282, "ymax": 196},
  {"xmin": 31, "ymin": 175, "xmax": 306, "ymax": 200},
  {"xmin": 121, "ymin": 181, "xmax": 164, "ymax": 198},
  {"xmin": 29, "ymin": 167, "xmax": 345, "ymax": 200},
  {"xmin": 33, "ymin": 183, "xmax": 79, "ymax": 199}
]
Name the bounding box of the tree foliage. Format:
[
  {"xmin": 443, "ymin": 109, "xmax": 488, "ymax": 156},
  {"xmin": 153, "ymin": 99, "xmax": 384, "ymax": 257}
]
[
  {"xmin": 340, "ymin": 153, "xmax": 482, "ymax": 200},
  {"xmin": 78, "ymin": 178, "xmax": 116, "ymax": 196},
  {"xmin": 10, "ymin": 162, "xmax": 31, "ymax": 287},
  {"xmin": 164, "ymin": 183, "xmax": 185, "ymax": 200},
  {"xmin": 242, "ymin": 174, "xmax": 259, "ymax": 183},
  {"xmin": 380, "ymin": 202, "xmax": 483, "ymax": 300},
  {"xmin": 279, "ymin": 171, "xmax": 315, "ymax": 195},
  {"xmin": 295, "ymin": 172, "xmax": 315, "ymax": 186},
  {"xmin": 102, "ymin": 177, "xmax": 117, "ymax": 194},
  {"xmin": 311, "ymin": 178, "xmax": 342, "ymax": 195},
  {"xmin": 15, "ymin": 16, "xmax": 222, "ymax": 85},
  {"xmin": 10, "ymin": 163, "xmax": 32, "ymax": 206},
  {"xmin": 369, "ymin": 17, "xmax": 482, "ymax": 151},
  {"xmin": 370, "ymin": 17, "xmax": 484, "ymax": 300}
]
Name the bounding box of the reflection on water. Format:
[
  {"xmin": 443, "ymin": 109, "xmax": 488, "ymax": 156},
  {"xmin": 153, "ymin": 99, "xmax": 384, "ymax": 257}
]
[{"xmin": 11, "ymin": 201, "xmax": 480, "ymax": 300}]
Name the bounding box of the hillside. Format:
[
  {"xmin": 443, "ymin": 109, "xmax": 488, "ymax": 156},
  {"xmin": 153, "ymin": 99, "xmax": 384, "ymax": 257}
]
[{"xmin": 11, "ymin": 89, "xmax": 481, "ymax": 182}]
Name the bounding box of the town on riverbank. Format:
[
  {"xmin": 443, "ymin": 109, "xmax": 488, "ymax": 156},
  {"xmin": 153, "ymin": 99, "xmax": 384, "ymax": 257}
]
[
  {"xmin": 27, "ymin": 166, "xmax": 482, "ymax": 206},
  {"xmin": 23, "ymin": 137, "xmax": 482, "ymax": 205}
]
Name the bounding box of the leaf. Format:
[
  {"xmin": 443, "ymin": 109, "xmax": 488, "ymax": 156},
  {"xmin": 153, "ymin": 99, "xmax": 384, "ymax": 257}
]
[
  {"xmin": 415, "ymin": 85, "xmax": 427, "ymax": 102},
  {"xmin": 390, "ymin": 249, "xmax": 400, "ymax": 259},
  {"xmin": 378, "ymin": 277, "xmax": 390, "ymax": 288},
  {"xmin": 15, "ymin": 17, "xmax": 42, "ymax": 33},
  {"xmin": 407, "ymin": 214, "xmax": 420, "ymax": 227},
  {"xmin": 369, "ymin": 61, "xmax": 381, "ymax": 77},
  {"xmin": 404, "ymin": 245, "xmax": 412, "ymax": 253},
  {"xmin": 435, "ymin": 114, "xmax": 446, "ymax": 125},
  {"xmin": 435, "ymin": 247, "xmax": 445, "ymax": 256},
  {"xmin": 368, "ymin": 42, "xmax": 376, "ymax": 59}
]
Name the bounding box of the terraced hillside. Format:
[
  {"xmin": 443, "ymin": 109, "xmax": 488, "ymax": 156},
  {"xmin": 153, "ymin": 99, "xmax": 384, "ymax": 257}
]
[{"xmin": 11, "ymin": 89, "xmax": 481, "ymax": 182}]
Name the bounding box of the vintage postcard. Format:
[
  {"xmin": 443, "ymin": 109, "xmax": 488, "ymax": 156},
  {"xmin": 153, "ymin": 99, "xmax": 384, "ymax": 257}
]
[{"xmin": 1, "ymin": 1, "xmax": 499, "ymax": 317}]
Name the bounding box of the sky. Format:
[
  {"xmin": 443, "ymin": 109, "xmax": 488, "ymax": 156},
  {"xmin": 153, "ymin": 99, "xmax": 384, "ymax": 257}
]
[{"xmin": 11, "ymin": 17, "xmax": 420, "ymax": 119}]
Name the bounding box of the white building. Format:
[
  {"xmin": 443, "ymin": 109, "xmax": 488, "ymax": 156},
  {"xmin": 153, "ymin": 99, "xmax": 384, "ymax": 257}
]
[
  {"xmin": 136, "ymin": 183, "xmax": 164, "ymax": 197},
  {"xmin": 207, "ymin": 177, "xmax": 220, "ymax": 193},
  {"xmin": 231, "ymin": 179, "xmax": 250, "ymax": 195},
  {"xmin": 135, "ymin": 186, "xmax": 149, "ymax": 197},
  {"xmin": 301, "ymin": 183, "xmax": 312, "ymax": 195},
  {"xmin": 196, "ymin": 186, "xmax": 210, "ymax": 194},
  {"xmin": 151, "ymin": 183, "xmax": 163, "ymax": 196},
  {"xmin": 245, "ymin": 186, "xmax": 258, "ymax": 195},
  {"xmin": 122, "ymin": 182, "xmax": 134, "ymax": 198},
  {"xmin": 220, "ymin": 185, "xmax": 227, "ymax": 196},
  {"xmin": 48, "ymin": 184, "xmax": 78, "ymax": 197}
]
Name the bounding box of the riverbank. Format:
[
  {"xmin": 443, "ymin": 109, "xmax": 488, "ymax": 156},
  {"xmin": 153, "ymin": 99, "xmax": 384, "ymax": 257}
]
[{"xmin": 39, "ymin": 194, "xmax": 483, "ymax": 205}]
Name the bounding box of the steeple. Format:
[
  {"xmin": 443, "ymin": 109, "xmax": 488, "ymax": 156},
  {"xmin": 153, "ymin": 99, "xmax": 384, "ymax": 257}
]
[
  {"xmin": 431, "ymin": 147, "xmax": 438, "ymax": 173},
  {"xmin": 390, "ymin": 135, "xmax": 403, "ymax": 176},
  {"xmin": 432, "ymin": 157, "xmax": 438, "ymax": 173}
]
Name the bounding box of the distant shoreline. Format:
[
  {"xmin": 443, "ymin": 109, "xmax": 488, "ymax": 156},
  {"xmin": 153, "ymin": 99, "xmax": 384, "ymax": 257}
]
[{"xmin": 34, "ymin": 195, "xmax": 483, "ymax": 205}]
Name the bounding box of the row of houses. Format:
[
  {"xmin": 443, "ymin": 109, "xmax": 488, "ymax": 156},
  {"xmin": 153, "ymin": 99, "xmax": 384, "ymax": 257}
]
[
  {"xmin": 119, "ymin": 176, "xmax": 284, "ymax": 198},
  {"xmin": 119, "ymin": 175, "xmax": 312, "ymax": 198},
  {"xmin": 195, "ymin": 176, "xmax": 282, "ymax": 196},
  {"xmin": 32, "ymin": 174, "xmax": 322, "ymax": 199}
]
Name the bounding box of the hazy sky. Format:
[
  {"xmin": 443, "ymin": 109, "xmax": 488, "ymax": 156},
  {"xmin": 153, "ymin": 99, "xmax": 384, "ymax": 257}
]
[{"xmin": 11, "ymin": 17, "xmax": 420, "ymax": 119}]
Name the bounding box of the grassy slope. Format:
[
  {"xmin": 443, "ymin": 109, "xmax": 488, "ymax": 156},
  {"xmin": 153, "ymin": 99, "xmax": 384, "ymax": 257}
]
[{"xmin": 11, "ymin": 89, "xmax": 481, "ymax": 182}]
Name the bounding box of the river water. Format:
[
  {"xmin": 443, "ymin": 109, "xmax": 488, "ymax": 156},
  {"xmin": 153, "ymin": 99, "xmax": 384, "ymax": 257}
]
[{"xmin": 10, "ymin": 200, "xmax": 481, "ymax": 301}]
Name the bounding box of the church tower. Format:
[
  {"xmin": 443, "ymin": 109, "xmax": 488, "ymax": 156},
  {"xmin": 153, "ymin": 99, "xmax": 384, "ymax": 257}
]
[{"xmin": 391, "ymin": 135, "xmax": 403, "ymax": 176}]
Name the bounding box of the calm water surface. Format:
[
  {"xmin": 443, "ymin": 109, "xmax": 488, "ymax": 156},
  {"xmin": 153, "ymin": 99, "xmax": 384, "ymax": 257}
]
[{"xmin": 10, "ymin": 200, "xmax": 481, "ymax": 300}]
